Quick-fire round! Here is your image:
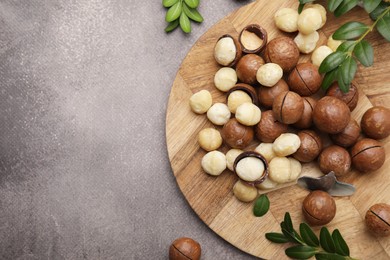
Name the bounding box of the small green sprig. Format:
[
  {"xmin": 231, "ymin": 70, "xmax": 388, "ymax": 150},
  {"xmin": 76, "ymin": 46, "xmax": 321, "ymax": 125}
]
[
  {"xmin": 265, "ymin": 212, "xmax": 359, "ymax": 260},
  {"xmin": 299, "ymin": 0, "xmax": 390, "ymax": 92},
  {"xmin": 253, "ymin": 194, "xmax": 270, "ymax": 217},
  {"xmin": 163, "ymin": 0, "xmax": 204, "ymax": 33}
]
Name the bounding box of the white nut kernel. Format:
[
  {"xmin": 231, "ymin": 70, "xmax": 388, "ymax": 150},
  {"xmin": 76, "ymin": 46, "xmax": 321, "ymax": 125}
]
[
  {"xmin": 298, "ymin": 8, "xmax": 323, "ymax": 35},
  {"xmin": 327, "ymin": 34, "xmax": 344, "ymax": 52},
  {"xmin": 294, "ymin": 31, "xmax": 320, "ymax": 54},
  {"xmin": 235, "ymin": 103, "xmax": 261, "ymax": 126},
  {"xmin": 288, "ymin": 157, "xmax": 302, "ymax": 181},
  {"xmin": 273, "ymin": 133, "xmax": 301, "ymax": 157},
  {"xmin": 303, "ymin": 4, "xmax": 327, "ymax": 27},
  {"xmin": 189, "ymin": 90, "xmax": 212, "ymax": 114},
  {"xmin": 269, "ymin": 157, "xmax": 291, "ymax": 183},
  {"xmin": 227, "ymin": 90, "xmax": 252, "ymax": 113},
  {"xmin": 214, "ymin": 67, "xmax": 238, "ymax": 92},
  {"xmin": 254, "ymin": 143, "xmax": 276, "ymax": 162},
  {"xmin": 233, "ymin": 180, "xmax": 258, "ymax": 202},
  {"xmin": 226, "ymin": 149, "xmax": 243, "ymax": 171},
  {"xmin": 207, "ymin": 103, "xmax": 231, "ymax": 125},
  {"xmin": 198, "ymin": 128, "xmax": 222, "ymax": 151},
  {"xmin": 201, "ymin": 150, "xmax": 227, "ymax": 176},
  {"xmin": 311, "ymin": 45, "xmax": 333, "ymax": 67},
  {"xmin": 274, "ymin": 8, "xmax": 299, "ymax": 33},
  {"xmin": 214, "ymin": 37, "xmax": 237, "ymax": 66},
  {"xmin": 256, "ymin": 63, "xmax": 283, "ymax": 87},
  {"xmin": 236, "ymin": 157, "xmax": 265, "ymax": 182},
  {"xmin": 256, "ymin": 177, "xmax": 278, "ymax": 190}
]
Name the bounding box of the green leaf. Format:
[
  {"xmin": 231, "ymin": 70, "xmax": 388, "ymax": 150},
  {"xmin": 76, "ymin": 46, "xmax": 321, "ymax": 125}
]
[
  {"xmin": 162, "ymin": 0, "xmax": 179, "ymax": 8},
  {"xmin": 337, "ymin": 69, "xmax": 349, "ymax": 93},
  {"xmin": 165, "ymin": 1, "xmax": 182, "ymax": 22},
  {"xmin": 363, "ymin": 0, "xmax": 382, "ymax": 13},
  {"xmin": 298, "ymin": 3, "xmax": 305, "ymax": 14},
  {"xmin": 340, "ymin": 56, "xmax": 357, "ymax": 86},
  {"xmin": 328, "ymin": 0, "xmax": 344, "ymax": 12},
  {"xmin": 184, "ymin": 0, "xmax": 199, "ymax": 8},
  {"xmin": 179, "ymin": 12, "xmax": 191, "ymax": 33},
  {"xmin": 285, "ymin": 245, "xmax": 318, "ymax": 259},
  {"xmin": 354, "ymin": 40, "xmax": 374, "ymax": 67},
  {"xmin": 165, "ymin": 19, "xmax": 180, "ymax": 33},
  {"xmin": 334, "ymin": 0, "xmax": 359, "ymax": 17},
  {"xmin": 376, "ymin": 11, "xmax": 390, "ymax": 41},
  {"xmin": 319, "ymin": 52, "xmax": 347, "ymax": 73},
  {"xmin": 284, "ymin": 212, "xmax": 294, "ymax": 232},
  {"xmin": 183, "ymin": 4, "xmax": 203, "ymax": 23},
  {"xmin": 300, "ymin": 223, "xmax": 320, "ymax": 247},
  {"xmin": 253, "ymin": 194, "xmax": 270, "ymax": 217},
  {"xmin": 370, "ymin": 2, "xmax": 390, "ymax": 21},
  {"xmin": 336, "ymin": 41, "xmax": 356, "ymax": 52},
  {"xmin": 315, "ymin": 253, "xmax": 347, "ymax": 260},
  {"xmin": 333, "ymin": 22, "xmax": 369, "ymax": 40},
  {"xmin": 321, "ymin": 69, "xmax": 338, "ymax": 90},
  {"xmin": 299, "ymin": 0, "xmax": 313, "ymax": 4},
  {"xmin": 282, "ymin": 227, "xmax": 303, "ymax": 244},
  {"xmin": 319, "ymin": 227, "xmax": 336, "ymax": 253},
  {"xmin": 265, "ymin": 232, "xmax": 290, "ymax": 243},
  {"xmin": 332, "ymin": 229, "xmax": 350, "ymax": 256}
]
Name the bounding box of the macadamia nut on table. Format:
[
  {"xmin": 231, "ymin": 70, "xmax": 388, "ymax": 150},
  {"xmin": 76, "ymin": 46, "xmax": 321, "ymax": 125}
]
[
  {"xmin": 198, "ymin": 128, "xmax": 222, "ymax": 151},
  {"xmin": 233, "ymin": 180, "xmax": 258, "ymax": 202},
  {"xmin": 227, "ymin": 90, "xmax": 253, "ymax": 113},
  {"xmin": 311, "ymin": 45, "xmax": 333, "ymax": 67},
  {"xmin": 256, "ymin": 63, "xmax": 283, "ymax": 87},
  {"xmin": 214, "ymin": 36, "xmax": 241, "ymax": 67},
  {"xmin": 274, "ymin": 8, "xmax": 299, "ymax": 33},
  {"xmin": 226, "ymin": 149, "xmax": 243, "ymax": 171},
  {"xmin": 207, "ymin": 103, "xmax": 231, "ymax": 125},
  {"xmin": 268, "ymin": 156, "xmax": 302, "ymax": 183},
  {"xmin": 297, "ymin": 8, "xmax": 323, "ymax": 35},
  {"xmin": 235, "ymin": 156, "xmax": 265, "ymax": 182},
  {"xmin": 235, "ymin": 102, "xmax": 261, "ymax": 126},
  {"xmin": 273, "ymin": 133, "xmax": 301, "ymax": 157},
  {"xmin": 201, "ymin": 151, "xmax": 226, "ymax": 176},
  {"xmin": 294, "ymin": 31, "xmax": 319, "ymax": 54},
  {"xmin": 189, "ymin": 90, "xmax": 212, "ymax": 114},
  {"xmin": 214, "ymin": 67, "xmax": 237, "ymax": 92}
]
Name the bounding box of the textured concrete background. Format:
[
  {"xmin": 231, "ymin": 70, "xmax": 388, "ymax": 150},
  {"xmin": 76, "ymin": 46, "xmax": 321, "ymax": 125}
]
[{"xmin": 0, "ymin": 0, "xmax": 259, "ymax": 259}]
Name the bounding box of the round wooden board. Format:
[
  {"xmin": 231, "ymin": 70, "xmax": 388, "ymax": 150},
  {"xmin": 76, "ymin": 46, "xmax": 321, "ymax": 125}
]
[{"xmin": 166, "ymin": 0, "xmax": 390, "ymax": 258}]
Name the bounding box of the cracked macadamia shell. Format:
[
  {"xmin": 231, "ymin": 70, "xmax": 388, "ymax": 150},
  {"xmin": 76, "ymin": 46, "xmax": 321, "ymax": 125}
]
[
  {"xmin": 273, "ymin": 91, "xmax": 304, "ymax": 124},
  {"xmin": 214, "ymin": 35, "xmax": 242, "ymax": 67},
  {"xmin": 361, "ymin": 106, "xmax": 390, "ymax": 140},
  {"xmin": 222, "ymin": 118, "xmax": 254, "ymax": 149},
  {"xmin": 318, "ymin": 145, "xmax": 351, "ymax": 177},
  {"xmin": 233, "ymin": 151, "xmax": 268, "ymax": 184},
  {"xmin": 169, "ymin": 237, "xmax": 201, "ymax": 260},
  {"xmin": 330, "ymin": 118, "xmax": 360, "ymax": 148},
  {"xmin": 326, "ymin": 82, "xmax": 359, "ymax": 111},
  {"xmin": 239, "ymin": 24, "xmax": 267, "ymax": 54},
  {"xmin": 235, "ymin": 54, "xmax": 265, "ymax": 85},
  {"xmin": 351, "ymin": 138, "xmax": 386, "ymax": 172},
  {"xmin": 258, "ymin": 79, "xmax": 289, "ymax": 108},
  {"xmin": 264, "ymin": 36, "xmax": 300, "ymax": 72},
  {"xmin": 302, "ymin": 190, "xmax": 336, "ymax": 226},
  {"xmin": 365, "ymin": 203, "xmax": 390, "ymax": 236},
  {"xmin": 313, "ymin": 96, "xmax": 350, "ymax": 134},
  {"xmin": 288, "ymin": 63, "xmax": 322, "ymax": 96},
  {"xmin": 293, "ymin": 130, "xmax": 322, "ymax": 163},
  {"xmin": 255, "ymin": 110, "xmax": 288, "ymax": 143},
  {"xmin": 293, "ymin": 97, "xmax": 316, "ymax": 129}
]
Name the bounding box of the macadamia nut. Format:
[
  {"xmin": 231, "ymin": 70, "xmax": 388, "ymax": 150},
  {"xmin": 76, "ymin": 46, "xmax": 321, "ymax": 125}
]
[
  {"xmin": 274, "ymin": 8, "xmax": 299, "ymax": 33},
  {"xmin": 236, "ymin": 156, "xmax": 265, "ymax": 182},
  {"xmin": 233, "ymin": 180, "xmax": 258, "ymax": 202},
  {"xmin": 254, "ymin": 143, "xmax": 276, "ymax": 162},
  {"xmin": 189, "ymin": 90, "xmax": 212, "ymax": 114},
  {"xmin": 288, "ymin": 157, "xmax": 302, "ymax": 181},
  {"xmin": 273, "ymin": 133, "xmax": 301, "ymax": 157},
  {"xmin": 235, "ymin": 103, "xmax": 261, "ymax": 126},
  {"xmin": 201, "ymin": 150, "xmax": 226, "ymax": 176},
  {"xmin": 294, "ymin": 31, "xmax": 319, "ymax": 54},
  {"xmin": 298, "ymin": 8, "xmax": 322, "ymax": 35},
  {"xmin": 214, "ymin": 37, "xmax": 237, "ymax": 66},
  {"xmin": 327, "ymin": 35, "xmax": 344, "ymax": 52},
  {"xmin": 226, "ymin": 149, "xmax": 243, "ymax": 171},
  {"xmin": 268, "ymin": 157, "xmax": 291, "ymax": 183},
  {"xmin": 207, "ymin": 103, "xmax": 231, "ymax": 125},
  {"xmin": 311, "ymin": 45, "xmax": 333, "ymax": 67},
  {"xmin": 303, "ymin": 4, "xmax": 327, "ymax": 27},
  {"xmin": 227, "ymin": 90, "xmax": 252, "ymax": 113},
  {"xmin": 198, "ymin": 128, "xmax": 222, "ymax": 151},
  {"xmin": 214, "ymin": 67, "xmax": 238, "ymax": 92},
  {"xmin": 256, "ymin": 63, "xmax": 283, "ymax": 87},
  {"xmin": 255, "ymin": 177, "xmax": 278, "ymax": 190}
]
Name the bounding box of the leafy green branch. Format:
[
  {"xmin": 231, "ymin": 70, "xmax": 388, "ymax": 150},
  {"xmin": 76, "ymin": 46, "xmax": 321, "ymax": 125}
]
[
  {"xmin": 163, "ymin": 0, "xmax": 203, "ymax": 33},
  {"xmin": 265, "ymin": 212, "xmax": 359, "ymax": 260},
  {"xmin": 299, "ymin": 0, "xmax": 390, "ymax": 92}
]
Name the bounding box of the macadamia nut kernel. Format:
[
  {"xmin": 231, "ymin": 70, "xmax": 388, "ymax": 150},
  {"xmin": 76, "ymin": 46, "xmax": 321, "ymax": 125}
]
[
  {"xmin": 207, "ymin": 103, "xmax": 231, "ymax": 126},
  {"xmin": 273, "ymin": 133, "xmax": 301, "ymax": 157},
  {"xmin": 214, "ymin": 37, "xmax": 237, "ymax": 66},
  {"xmin": 255, "ymin": 177, "xmax": 278, "ymax": 190},
  {"xmin": 226, "ymin": 149, "xmax": 243, "ymax": 171},
  {"xmin": 198, "ymin": 128, "xmax": 222, "ymax": 151},
  {"xmin": 268, "ymin": 157, "xmax": 291, "ymax": 183},
  {"xmin": 214, "ymin": 67, "xmax": 238, "ymax": 92},
  {"xmin": 189, "ymin": 90, "xmax": 212, "ymax": 114},
  {"xmin": 288, "ymin": 157, "xmax": 302, "ymax": 181},
  {"xmin": 327, "ymin": 35, "xmax": 344, "ymax": 52},
  {"xmin": 227, "ymin": 90, "xmax": 253, "ymax": 113},
  {"xmin": 233, "ymin": 180, "xmax": 258, "ymax": 202},
  {"xmin": 235, "ymin": 103, "xmax": 261, "ymax": 126},
  {"xmin": 201, "ymin": 151, "xmax": 227, "ymax": 176},
  {"xmin": 303, "ymin": 4, "xmax": 327, "ymax": 27},
  {"xmin": 311, "ymin": 45, "xmax": 333, "ymax": 67},
  {"xmin": 294, "ymin": 31, "xmax": 320, "ymax": 54},
  {"xmin": 256, "ymin": 63, "xmax": 283, "ymax": 87},
  {"xmin": 236, "ymin": 157, "xmax": 265, "ymax": 182},
  {"xmin": 274, "ymin": 8, "xmax": 299, "ymax": 33},
  {"xmin": 255, "ymin": 143, "xmax": 276, "ymax": 162},
  {"xmin": 298, "ymin": 8, "xmax": 323, "ymax": 35}
]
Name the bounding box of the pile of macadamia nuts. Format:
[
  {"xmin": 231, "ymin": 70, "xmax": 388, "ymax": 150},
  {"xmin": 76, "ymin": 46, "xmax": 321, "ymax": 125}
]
[{"xmin": 189, "ymin": 4, "xmax": 390, "ymax": 230}]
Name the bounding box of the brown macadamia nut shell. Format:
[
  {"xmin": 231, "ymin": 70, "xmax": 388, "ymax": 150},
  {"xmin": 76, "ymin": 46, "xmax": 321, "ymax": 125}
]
[
  {"xmin": 169, "ymin": 237, "xmax": 201, "ymax": 260},
  {"xmin": 273, "ymin": 91, "xmax": 304, "ymax": 124},
  {"xmin": 293, "ymin": 130, "xmax": 322, "ymax": 163},
  {"xmin": 330, "ymin": 119, "xmax": 361, "ymax": 148},
  {"xmin": 293, "ymin": 97, "xmax": 317, "ymax": 129},
  {"xmin": 351, "ymin": 138, "xmax": 386, "ymax": 172},
  {"xmin": 236, "ymin": 54, "xmax": 265, "ymax": 85},
  {"xmin": 227, "ymin": 83, "xmax": 258, "ymax": 106},
  {"xmin": 365, "ymin": 203, "xmax": 390, "ymax": 236},
  {"xmin": 264, "ymin": 36, "xmax": 299, "ymax": 72},
  {"xmin": 233, "ymin": 151, "xmax": 269, "ymax": 185},
  {"xmin": 255, "ymin": 110, "xmax": 288, "ymax": 143},
  {"xmin": 222, "ymin": 118, "xmax": 254, "ymax": 149},
  {"xmin": 318, "ymin": 145, "xmax": 351, "ymax": 177},
  {"xmin": 302, "ymin": 190, "xmax": 336, "ymax": 226},
  {"xmin": 258, "ymin": 79, "xmax": 289, "ymax": 108},
  {"xmin": 361, "ymin": 106, "xmax": 390, "ymax": 140},
  {"xmin": 239, "ymin": 24, "xmax": 268, "ymax": 54},
  {"xmin": 214, "ymin": 34, "xmax": 242, "ymax": 67},
  {"xmin": 326, "ymin": 82, "xmax": 359, "ymax": 111},
  {"xmin": 288, "ymin": 63, "xmax": 322, "ymax": 96}
]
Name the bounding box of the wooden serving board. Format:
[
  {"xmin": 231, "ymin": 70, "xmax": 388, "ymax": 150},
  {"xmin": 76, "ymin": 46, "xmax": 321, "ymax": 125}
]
[{"xmin": 166, "ymin": 0, "xmax": 390, "ymax": 258}]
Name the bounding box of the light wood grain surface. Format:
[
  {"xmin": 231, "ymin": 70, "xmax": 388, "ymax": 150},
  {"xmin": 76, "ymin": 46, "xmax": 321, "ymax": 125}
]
[{"xmin": 166, "ymin": 0, "xmax": 390, "ymax": 258}]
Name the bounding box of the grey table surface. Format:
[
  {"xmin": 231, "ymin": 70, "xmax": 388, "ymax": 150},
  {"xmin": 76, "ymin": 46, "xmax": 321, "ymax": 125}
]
[{"xmin": 0, "ymin": 0, "xmax": 260, "ymax": 259}]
